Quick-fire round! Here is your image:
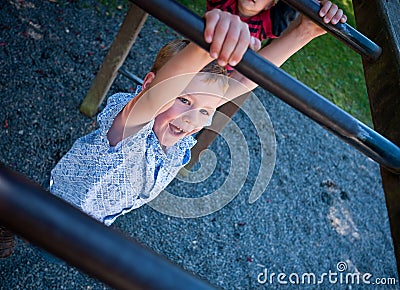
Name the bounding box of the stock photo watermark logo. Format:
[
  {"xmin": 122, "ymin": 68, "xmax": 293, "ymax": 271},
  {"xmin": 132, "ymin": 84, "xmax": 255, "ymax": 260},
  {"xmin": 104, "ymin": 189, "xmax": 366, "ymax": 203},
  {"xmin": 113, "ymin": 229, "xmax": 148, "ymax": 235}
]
[
  {"xmin": 257, "ymin": 261, "xmax": 398, "ymax": 286},
  {"xmin": 131, "ymin": 74, "xmax": 277, "ymax": 218}
]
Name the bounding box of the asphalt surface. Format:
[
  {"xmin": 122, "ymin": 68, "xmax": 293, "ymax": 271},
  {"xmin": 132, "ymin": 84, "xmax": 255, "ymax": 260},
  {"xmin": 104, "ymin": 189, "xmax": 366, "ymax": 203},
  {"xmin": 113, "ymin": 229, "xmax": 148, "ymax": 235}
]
[{"xmin": 0, "ymin": 0, "xmax": 399, "ymax": 289}]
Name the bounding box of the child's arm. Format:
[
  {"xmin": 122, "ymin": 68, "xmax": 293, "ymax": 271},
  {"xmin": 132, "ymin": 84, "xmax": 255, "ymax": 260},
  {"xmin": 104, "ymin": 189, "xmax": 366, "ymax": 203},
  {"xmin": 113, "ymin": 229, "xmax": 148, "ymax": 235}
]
[
  {"xmin": 265, "ymin": 0, "xmax": 347, "ymax": 67},
  {"xmin": 123, "ymin": 9, "xmax": 258, "ymax": 127},
  {"xmin": 229, "ymin": 0, "xmax": 347, "ymax": 92}
]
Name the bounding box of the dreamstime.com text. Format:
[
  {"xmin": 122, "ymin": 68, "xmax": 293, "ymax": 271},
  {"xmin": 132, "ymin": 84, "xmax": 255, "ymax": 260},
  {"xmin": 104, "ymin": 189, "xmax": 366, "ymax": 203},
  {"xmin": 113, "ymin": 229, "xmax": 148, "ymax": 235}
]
[{"xmin": 257, "ymin": 262, "xmax": 397, "ymax": 286}]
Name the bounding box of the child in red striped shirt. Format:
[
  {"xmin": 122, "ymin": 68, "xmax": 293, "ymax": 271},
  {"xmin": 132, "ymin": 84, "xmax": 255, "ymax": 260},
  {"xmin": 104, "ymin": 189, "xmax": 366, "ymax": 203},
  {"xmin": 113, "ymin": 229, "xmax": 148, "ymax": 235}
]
[{"xmin": 206, "ymin": 0, "xmax": 347, "ymax": 70}]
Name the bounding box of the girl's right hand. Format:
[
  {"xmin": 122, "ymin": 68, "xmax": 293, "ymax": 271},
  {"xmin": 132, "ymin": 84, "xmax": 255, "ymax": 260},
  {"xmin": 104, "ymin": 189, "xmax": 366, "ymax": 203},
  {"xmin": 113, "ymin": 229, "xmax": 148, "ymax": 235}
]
[{"xmin": 204, "ymin": 9, "xmax": 261, "ymax": 67}]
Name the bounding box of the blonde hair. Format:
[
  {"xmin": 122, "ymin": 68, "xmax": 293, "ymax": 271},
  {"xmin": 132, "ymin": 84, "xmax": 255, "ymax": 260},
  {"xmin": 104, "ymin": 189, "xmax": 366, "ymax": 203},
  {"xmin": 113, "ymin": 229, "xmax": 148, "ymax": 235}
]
[
  {"xmin": 198, "ymin": 61, "xmax": 229, "ymax": 95},
  {"xmin": 150, "ymin": 39, "xmax": 229, "ymax": 93},
  {"xmin": 150, "ymin": 39, "xmax": 190, "ymax": 73}
]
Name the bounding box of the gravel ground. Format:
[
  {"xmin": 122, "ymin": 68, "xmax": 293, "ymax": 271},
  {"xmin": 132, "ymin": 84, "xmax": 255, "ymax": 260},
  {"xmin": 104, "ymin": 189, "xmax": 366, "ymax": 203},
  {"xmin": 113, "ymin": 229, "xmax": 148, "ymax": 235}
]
[{"xmin": 0, "ymin": 0, "xmax": 399, "ymax": 289}]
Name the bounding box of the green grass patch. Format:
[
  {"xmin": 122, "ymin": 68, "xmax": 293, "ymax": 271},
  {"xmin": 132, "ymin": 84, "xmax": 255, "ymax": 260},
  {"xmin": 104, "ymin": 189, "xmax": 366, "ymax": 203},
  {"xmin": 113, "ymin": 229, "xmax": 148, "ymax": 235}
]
[
  {"xmin": 177, "ymin": 0, "xmax": 206, "ymax": 15},
  {"xmin": 281, "ymin": 0, "xmax": 371, "ymax": 125}
]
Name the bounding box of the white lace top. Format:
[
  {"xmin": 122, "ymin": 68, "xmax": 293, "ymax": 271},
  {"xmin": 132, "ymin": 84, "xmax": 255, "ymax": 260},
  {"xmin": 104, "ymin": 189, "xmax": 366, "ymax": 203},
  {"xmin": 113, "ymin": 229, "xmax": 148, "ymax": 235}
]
[{"xmin": 50, "ymin": 87, "xmax": 196, "ymax": 225}]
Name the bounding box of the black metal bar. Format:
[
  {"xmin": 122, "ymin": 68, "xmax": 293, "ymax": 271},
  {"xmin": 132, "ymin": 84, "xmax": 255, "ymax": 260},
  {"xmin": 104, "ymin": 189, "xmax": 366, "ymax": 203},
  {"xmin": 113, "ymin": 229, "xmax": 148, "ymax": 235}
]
[
  {"xmin": 281, "ymin": 0, "xmax": 382, "ymax": 61},
  {"xmin": 119, "ymin": 66, "xmax": 144, "ymax": 84},
  {"xmin": 0, "ymin": 163, "xmax": 216, "ymax": 290},
  {"xmin": 129, "ymin": 0, "xmax": 400, "ymax": 174}
]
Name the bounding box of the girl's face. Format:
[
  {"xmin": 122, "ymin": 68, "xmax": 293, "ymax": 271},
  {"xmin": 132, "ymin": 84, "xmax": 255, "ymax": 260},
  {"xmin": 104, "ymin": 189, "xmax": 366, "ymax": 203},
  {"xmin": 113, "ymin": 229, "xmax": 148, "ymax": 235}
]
[
  {"xmin": 237, "ymin": 0, "xmax": 276, "ymax": 18},
  {"xmin": 153, "ymin": 75, "xmax": 225, "ymax": 147}
]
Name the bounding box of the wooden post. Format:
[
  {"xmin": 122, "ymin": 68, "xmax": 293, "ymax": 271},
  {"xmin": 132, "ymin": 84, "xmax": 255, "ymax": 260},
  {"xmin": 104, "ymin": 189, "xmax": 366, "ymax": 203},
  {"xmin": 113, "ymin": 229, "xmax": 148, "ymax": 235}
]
[
  {"xmin": 80, "ymin": 4, "xmax": 148, "ymax": 117},
  {"xmin": 352, "ymin": 0, "xmax": 400, "ymax": 277}
]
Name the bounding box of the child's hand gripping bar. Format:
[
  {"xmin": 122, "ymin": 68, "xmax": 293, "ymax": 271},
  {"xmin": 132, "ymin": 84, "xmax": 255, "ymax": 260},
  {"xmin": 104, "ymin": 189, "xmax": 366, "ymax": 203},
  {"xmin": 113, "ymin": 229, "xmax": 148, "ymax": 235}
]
[
  {"xmin": 281, "ymin": 0, "xmax": 382, "ymax": 61},
  {"xmin": 128, "ymin": 0, "xmax": 400, "ymax": 174}
]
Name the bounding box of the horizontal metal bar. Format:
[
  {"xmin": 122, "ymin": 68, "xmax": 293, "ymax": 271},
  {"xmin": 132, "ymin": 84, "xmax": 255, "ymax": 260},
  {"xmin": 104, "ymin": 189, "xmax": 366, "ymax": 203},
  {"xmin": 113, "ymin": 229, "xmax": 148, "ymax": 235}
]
[
  {"xmin": 281, "ymin": 0, "xmax": 382, "ymax": 61},
  {"xmin": 129, "ymin": 0, "xmax": 400, "ymax": 174},
  {"xmin": 0, "ymin": 163, "xmax": 216, "ymax": 290}
]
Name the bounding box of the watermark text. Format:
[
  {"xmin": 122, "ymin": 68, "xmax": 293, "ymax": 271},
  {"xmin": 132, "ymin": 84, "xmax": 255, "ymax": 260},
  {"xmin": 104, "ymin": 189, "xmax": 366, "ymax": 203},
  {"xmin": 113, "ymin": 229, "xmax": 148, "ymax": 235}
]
[{"xmin": 257, "ymin": 262, "xmax": 397, "ymax": 286}]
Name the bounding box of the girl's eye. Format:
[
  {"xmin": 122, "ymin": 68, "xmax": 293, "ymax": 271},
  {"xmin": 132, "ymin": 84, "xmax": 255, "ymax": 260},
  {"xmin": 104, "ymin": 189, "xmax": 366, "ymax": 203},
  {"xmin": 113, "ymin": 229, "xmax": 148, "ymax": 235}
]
[
  {"xmin": 200, "ymin": 109, "xmax": 209, "ymax": 116},
  {"xmin": 178, "ymin": 97, "xmax": 190, "ymax": 105}
]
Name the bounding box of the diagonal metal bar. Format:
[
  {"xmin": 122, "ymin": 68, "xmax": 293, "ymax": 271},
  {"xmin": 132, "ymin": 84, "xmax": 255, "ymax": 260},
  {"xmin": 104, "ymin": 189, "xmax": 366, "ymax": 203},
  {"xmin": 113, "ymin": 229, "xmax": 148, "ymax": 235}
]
[
  {"xmin": 281, "ymin": 0, "xmax": 382, "ymax": 61},
  {"xmin": 129, "ymin": 0, "xmax": 400, "ymax": 174},
  {"xmin": 0, "ymin": 163, "xmax": 217, "ymax": 290},
  {"xmin": 119, "ymin": 66, "xmax": 144, "ymax": 84}
]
